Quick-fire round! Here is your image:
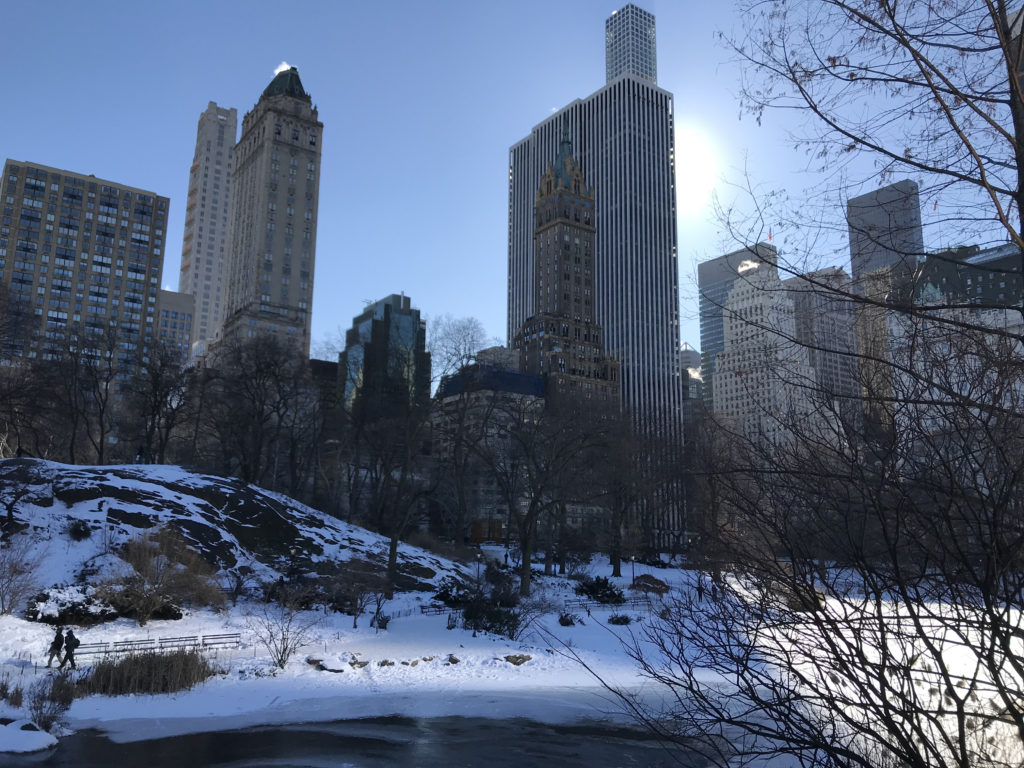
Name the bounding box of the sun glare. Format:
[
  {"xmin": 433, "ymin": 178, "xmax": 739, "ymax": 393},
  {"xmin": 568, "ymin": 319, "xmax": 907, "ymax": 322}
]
[{"xmin": 675, "ymin": 123, "xmax": 720, "ymax": 219}]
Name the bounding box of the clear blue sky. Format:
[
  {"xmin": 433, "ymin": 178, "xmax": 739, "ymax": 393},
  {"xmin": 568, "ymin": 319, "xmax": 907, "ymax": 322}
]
[{"xmin": 0, "ymin": 0, "xmax": 817, "ymax": 355}]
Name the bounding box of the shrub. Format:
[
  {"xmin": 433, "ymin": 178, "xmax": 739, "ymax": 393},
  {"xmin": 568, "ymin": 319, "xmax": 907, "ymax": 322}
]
[
  {"xmin": 26, "ymin": 585, "xmax": 120, "ymax": 626},
  {"xmin": 462, "ymin": 598, "xmax": 521, "ymax": 638},
  {"xmin": 558, "ymin": 611, "xmax": 583, "ymax": 626},
  {"xmin": 76, "ymin": 650, "xmax": 216, "ymax": 697},
  {"xmin": 433, "ymin": 576, "xmax": 474, "ymax": 607},
  {"xmin": 8, "ymin": 684, "xmax": 23, "ymax": 707},
  {"xmin": 27, "ymin": 674, "xmax": 75, "ymax": 732},
  {"xmin": 574, "ymin": 576, "xmax": 625, "ymax": 605},
  {"xmin": 0, "ymin": 535, "xmax": 41, "ymax": 614},
  {"xmin": 247, "ymin": 601, "xmax": 321, "ymax": 669},
  {"xmin": 630, "ymin": 574, "xmax": 670, "ymax": 596},
  {"xmin": 101, "ymin": 528, "xmax": 224, "ymax": 625},
  {"xmin": 66, "ymin": 519, "xmax": 92, "ymax": 542},
  {"xmin": 608, "ymin": 613, "xmax": 632, "ymax": 625},
  {"xmin": 0, "ymin": 673, "xmax": 8, "ymax": 701}
]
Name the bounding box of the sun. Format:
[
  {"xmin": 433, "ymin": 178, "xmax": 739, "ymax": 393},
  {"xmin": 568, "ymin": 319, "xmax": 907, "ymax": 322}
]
[{"xmin": 674, "ymin": 123, "xmax": 720, "ymax": 219}]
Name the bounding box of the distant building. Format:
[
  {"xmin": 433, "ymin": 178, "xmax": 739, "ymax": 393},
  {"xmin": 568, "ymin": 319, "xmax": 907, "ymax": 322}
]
[
  {"xmin": 434, "ymin": 363, "xmax": 545, "ymax": 544},
  {"xmin": 847, "ymin": 180, "xmax": 924, "ymax": 281},
  {"xmin": 157, "ymin": 290, "xmax": 194, "ymax": 360},
  {"xmin": 605, "ymin": 3, "xmax": 657, "ymax": 84},
  {"xmin": 678, "ymin": 342, "xmax": 701, "ymax": 378},
  {"xmin": 697, "ymin": 243, "xmax": 777, "ymax": 410},
  {"xmin": 912, "ymin": 243, "xmax": 1021, "ymax": 307},
  {"xmin": 1, "ymin": 159, "xmax": 169, "ymax": 368},
  {"xmin": 339, "ymin": 294, "xmax": 431, "ymax": 423},
  {"xmin": 178, "ymin": 102, "xmax": 236, "ymax": 354},
  {"xmin": 782, "ymin": 267, "xmax": 860, "ymax": 413},
  {"xmin": 509, "ymin": 2, "xmax": 681, "ymax": 437},
  {"xmin": 220, "ymin": 66, "xmax": 322, "ymax": 355},
  {"xmin": 511, "ymin": 128, "xmax": 620, "ymax": 408},
  {"xmin": 714, "ymin": 256, "xmax": 819, "ymax": 446}
]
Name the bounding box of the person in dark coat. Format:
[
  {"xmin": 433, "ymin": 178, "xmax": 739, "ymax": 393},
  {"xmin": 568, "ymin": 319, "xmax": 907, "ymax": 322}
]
[
  {"xmin": 45, "ymin": 628, "xmax": 64, "ymax": 668},
  {"xmin": 58, "ymin": 629, "xmax": 79, "ymax": 670}
]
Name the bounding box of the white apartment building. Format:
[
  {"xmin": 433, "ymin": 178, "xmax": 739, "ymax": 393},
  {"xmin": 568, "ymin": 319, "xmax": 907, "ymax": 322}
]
[{"xmin": 178, "ymin": 102, "xmax": 236, "ymax": 353}]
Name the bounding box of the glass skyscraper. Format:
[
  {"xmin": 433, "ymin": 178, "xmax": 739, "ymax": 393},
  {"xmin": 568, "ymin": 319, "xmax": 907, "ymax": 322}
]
[{"xmin": 605, "ymin": 3, "xmax": 657, "ymax": 84}]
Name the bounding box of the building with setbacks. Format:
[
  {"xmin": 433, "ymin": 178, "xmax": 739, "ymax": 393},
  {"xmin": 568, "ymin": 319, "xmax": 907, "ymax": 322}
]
[{"xmin": 220, "ymin": 66, "xmax": 322, "ymax": 355}]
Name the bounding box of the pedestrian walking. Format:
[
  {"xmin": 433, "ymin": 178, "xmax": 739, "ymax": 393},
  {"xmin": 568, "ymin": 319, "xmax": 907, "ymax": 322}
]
[
  {"xmin": 45, "ymin": 628, "xmax": 64, "ymax": 668},
  {"xmin": 58, "ymin": 629, "xmax": 80, "ymax": 670},
  {"xmin": 696, "ymin": 578, "xmax": 705, "ymax": 603}
]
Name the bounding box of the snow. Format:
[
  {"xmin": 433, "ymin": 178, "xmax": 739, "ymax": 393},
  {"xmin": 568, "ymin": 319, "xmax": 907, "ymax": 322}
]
[
  {"xmin": 0, "ymin": 579, "xmax": 676, "ymax": 752},
  {"xmin": 0, "ymin": 458, "xmax": 684, "ymax": 754}
]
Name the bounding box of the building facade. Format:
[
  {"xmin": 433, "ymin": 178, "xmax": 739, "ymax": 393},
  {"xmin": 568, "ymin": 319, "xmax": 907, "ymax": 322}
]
[
  {"xmin": 713, "ymin": 257, "xmax": 819, "ymax": 446},
  {"xmin": 782, "ymin": 267, "xmax": 860, "ymax": 414},
  {"xmin": 339, "ymin": 294, "xmax": 431, "ymax": 424},
  {"xmin": 605, "ymin": 3, "xmax": 657, "ymax": 84},
  {"xmin": 178, "ymin": 101, "xmax": 236, "ymax": 353},
  {"xmin": 157, "ymin": 289, "xmax": 195, "ymax": 361},
  {"xmin": 220, "ymin": 66, "xmax": 322, "ymax": 354},
  {"xmin": 847, "ymin": 179, "xmax": 924, "ymax": 281},
  {"xmin": 1, "ymin": 159, "xmax": 169, "ymax": 367},
  {"xmin": 508, "ymin": 3, "xmax": 681, "ymax": 436},
  {"xmin": 697, "ymin": 243, "xmax": 777, "ymax": 410},
  {"xmin": 512, "ymin": 129, "xmax": 619, "ymax": 407}
]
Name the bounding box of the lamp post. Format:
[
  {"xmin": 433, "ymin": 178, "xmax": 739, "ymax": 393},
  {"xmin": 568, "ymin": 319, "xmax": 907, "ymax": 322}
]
[
  {"xmin": 631, "ymin": 555, "xmax": 635, "ymax": 583},
  {"xmin": 476, "ymin": 552, "xmax": 482, "ymax": 582}
]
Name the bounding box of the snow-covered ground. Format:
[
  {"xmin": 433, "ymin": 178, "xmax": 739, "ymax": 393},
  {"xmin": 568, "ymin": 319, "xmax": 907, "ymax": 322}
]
[{"xmin": 0, "ymin": 557, "xmax": 686, "ymax": 754}]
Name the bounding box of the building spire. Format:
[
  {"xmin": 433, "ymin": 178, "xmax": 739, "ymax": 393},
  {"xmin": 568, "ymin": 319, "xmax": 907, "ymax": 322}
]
[{"xmin": 553, "ymin": 123, "xmax": 574, "ymax": 190}]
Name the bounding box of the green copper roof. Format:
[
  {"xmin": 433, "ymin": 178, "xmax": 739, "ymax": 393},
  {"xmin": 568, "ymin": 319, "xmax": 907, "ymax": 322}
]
[
  {"xmin": 262, "ymin": 67, "xmax": 309, "ymax": 100},
  {"xmin": 553, "ymin": 124, "xmax": 574, "ymax": 189}
]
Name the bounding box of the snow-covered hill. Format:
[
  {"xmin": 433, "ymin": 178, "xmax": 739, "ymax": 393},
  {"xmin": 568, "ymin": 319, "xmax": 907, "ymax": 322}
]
[{"xmin": 0, "ymin": 458, "xmax": 468, "ymax": 599}]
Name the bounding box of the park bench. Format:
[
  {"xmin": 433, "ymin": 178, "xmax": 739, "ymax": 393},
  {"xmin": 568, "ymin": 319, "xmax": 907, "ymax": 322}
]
[
  {"xmin": 419, "ymin": 604, "xmax": 447, "ymax": 615},
  {"xmin": 113, "ymin": 638, "xmax": 157, "ymax": 653},
  {"xmin": 74, "ymin": 642, "xmax": 111, "ymax": 657},
  {"xmin": 200, "ymin": 632, "xmax": 241, "ymax": 649},
  {"xmin": 158, "ymin": 635, "xmax": 199, "ymax": 650}
]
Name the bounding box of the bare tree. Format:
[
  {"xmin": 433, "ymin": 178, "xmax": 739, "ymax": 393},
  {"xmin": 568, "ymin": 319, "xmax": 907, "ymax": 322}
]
[
  {"xmin": 610, "ymin": 5, "xmax": 1024, "ymax": 767},
  {"xmin": 732, "ymin": 1, "xmax": 1024, "ymax": 255},
  {"xmin": 121, "ymin": 340, "xmax": 193, "ymax": 464},
  {"xmin": 0, "ymin": 535, "xmax": 40, "ymax": 614},
  {"xmin": 202, "ymin": 334, "xmax": 321, "ymax": 493},
  {"xmin": 247, "ymin": 600, "xmax": 322, "ymax": 669},
  {"xmin": 474, "ymin": 393, "xmax": 612, "ymax": 596}
]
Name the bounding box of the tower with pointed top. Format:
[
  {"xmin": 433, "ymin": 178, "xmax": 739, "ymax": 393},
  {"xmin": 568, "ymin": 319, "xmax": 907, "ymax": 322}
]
[
  {"xmin": 512, "ymin": 129, "xmax": 620, "ymax": 407},
  {"xmin": 219, "ymin": 66, "xmax": 322, "ymax": 354},
  {"xmin": 508, "ymin": 3, "xmax": 680, "ymax": 435}
]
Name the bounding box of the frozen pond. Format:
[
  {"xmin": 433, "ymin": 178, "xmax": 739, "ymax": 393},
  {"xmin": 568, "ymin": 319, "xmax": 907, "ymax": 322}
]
[{"xmin": 11, "ymin": 716, "xmax": 704, "ymax": 767}]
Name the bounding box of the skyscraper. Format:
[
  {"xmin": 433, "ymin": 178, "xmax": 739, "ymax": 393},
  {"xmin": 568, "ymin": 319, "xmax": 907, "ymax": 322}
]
[
  {"xmin": 340, "ymin": 294, "xmax": 431, "ymax": 424},
  {"xmin": 508, "ymin": 3, "xmax": 680, "ymax": 435},
  {"xmin": 847, "ymin": 179, "xmax": 924, "ymax": 281},
  {"xmin": 1, "ymin": 159, "xmax": 169, "ymax": 365},
  {"xmin": 714, "ymin": 257, "xmax": 818, "ymax": 446},
  {"xmin": 220, "ymin": 66, "xmax": 322, "ymax": 354},
  {"xmin": 512, "ymin": 128, "xmax": 619, "ymax": 407},
  {"xmin": 178, "ymin": 102, "xmax": 236, "ymax": 355},
  {"xmin": 605, "ymin": 3, "xmax": 657, "ymax": 84},
  {"xmin": 697, "ymin": 243, "xmax": 777, "ymax": 410}
]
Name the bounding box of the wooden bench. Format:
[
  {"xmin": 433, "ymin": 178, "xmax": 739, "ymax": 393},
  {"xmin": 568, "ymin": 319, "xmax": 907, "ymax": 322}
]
[
  {"xmin": 419, "ymin": 604, "xmax": 447, "ymax": 615},
  {"xmin": 201, "ymin": 632, "xmax": 241, "ymax": 649}
]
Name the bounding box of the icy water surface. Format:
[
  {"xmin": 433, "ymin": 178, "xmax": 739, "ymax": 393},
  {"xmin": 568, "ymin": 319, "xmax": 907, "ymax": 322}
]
[{"xmin": 12, "ymin": 716, "xmax": 704, "ymax": 767}]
